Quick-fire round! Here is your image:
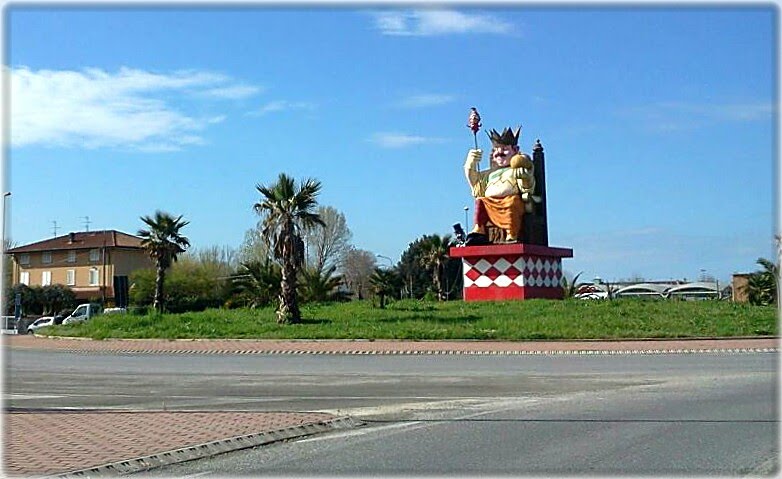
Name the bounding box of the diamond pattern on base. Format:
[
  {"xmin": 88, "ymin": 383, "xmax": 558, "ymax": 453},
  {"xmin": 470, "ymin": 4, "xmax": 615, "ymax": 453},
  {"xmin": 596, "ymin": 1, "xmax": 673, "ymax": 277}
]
[
  {"xmin": 494, "ymin": 258, "xmax": 511, "ymax": 272},
  {"xmin": 494, "ymin": 275, "xmax": 513, "ymax": 287},
  {"xmin": 474, "ymin": 276, "xmax": 494, "ymax": 288},
  {"xmin": 463, "ymin": 256, "xmax": 563, "ymax": 289},
  {"xmin": 474, "ymin": 259, "xmax": 492, "ymax": 274}
]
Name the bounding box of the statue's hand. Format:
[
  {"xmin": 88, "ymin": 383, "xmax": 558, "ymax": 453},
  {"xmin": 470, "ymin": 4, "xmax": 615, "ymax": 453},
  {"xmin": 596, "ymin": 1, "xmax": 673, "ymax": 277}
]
[{"xmin": 465, "ymin": 149, "xmax": 483, "ymax": 169}]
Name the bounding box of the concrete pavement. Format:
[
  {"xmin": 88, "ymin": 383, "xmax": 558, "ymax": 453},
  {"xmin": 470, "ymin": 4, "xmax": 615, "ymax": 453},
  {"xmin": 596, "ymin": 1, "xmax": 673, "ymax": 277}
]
[{"xmin": 3, "ymin": 335, "xmax": 777, "ymax": 476}]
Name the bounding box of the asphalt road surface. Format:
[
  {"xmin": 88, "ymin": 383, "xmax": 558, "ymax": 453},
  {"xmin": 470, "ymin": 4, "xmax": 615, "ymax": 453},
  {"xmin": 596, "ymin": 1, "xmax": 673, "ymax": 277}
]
[{"xmin": 6, "ymin": 350, "xmax": 778, "ymax": 475}]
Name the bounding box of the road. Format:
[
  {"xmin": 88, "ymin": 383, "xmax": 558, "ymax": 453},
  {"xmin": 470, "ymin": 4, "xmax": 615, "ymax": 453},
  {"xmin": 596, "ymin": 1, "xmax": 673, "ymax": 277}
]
[{"xmin": 6, "ymin": 350, "xmax": 778, "ymax": 475}]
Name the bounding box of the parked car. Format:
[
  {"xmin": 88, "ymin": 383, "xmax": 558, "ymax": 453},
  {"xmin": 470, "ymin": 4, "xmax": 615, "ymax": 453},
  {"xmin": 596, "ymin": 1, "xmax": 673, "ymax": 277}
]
[
  {"xmin": 27, "ymin": 316, "xmax": 54, "ymax": 334},
  {"xmin": 62, "ymin": 303, "xmax": 103, "ymax": 325},
  {"xmin": 575, "ymin": 291, "xmax": 609, "ymax": 300}
]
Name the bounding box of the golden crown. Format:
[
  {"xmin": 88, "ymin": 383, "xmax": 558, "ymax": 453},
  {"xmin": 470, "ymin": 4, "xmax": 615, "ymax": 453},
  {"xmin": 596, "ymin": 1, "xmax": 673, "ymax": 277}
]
[{"xmin": 487, "ymin": 126, "xmax": 521, "ymax": 147}]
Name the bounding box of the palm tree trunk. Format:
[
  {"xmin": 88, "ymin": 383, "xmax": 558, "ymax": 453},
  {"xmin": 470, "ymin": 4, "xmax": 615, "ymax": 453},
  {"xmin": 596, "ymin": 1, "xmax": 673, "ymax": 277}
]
[
  {"xmin": 434, "ymin": 261, "xmax": 444, "ymax": 301},
  {"xmin": 153, "ymin": 266, "xmax": 165, "ymax": 313},
  {"xmin": 277, "ymin": 233, "xmax": 301, "ymax": 324},
  {"xmin": 278, "ymin": 263, "xmax": 300, "ymax": 323}
]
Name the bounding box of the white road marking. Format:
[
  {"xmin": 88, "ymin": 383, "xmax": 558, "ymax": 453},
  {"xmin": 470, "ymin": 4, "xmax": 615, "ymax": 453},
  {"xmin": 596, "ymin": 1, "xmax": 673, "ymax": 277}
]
[
  {"xmin": 5, "ymin": 394, "xmax": 65, "ymax": 400},
  {"xmin": 179, "ymin": 471, "xmax": 215, "ymax": 478},
  {"xmin": 315, "ymin": 397, "xmax": 540, "ymax": 419},
  {"xmin": 296, "ymin": 421, "xmax": 422, "ymax": 443}
]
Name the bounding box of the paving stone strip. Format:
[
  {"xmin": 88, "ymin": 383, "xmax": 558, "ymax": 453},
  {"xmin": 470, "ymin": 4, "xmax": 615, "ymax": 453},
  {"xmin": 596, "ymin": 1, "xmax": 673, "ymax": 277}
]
[
  {"xmin": 3, "ymin": 411, "xmax": 352, "ymax": 477},
  {"xmin": 4, "ymin": 335, "xmax": 779, "ymax": 355}
]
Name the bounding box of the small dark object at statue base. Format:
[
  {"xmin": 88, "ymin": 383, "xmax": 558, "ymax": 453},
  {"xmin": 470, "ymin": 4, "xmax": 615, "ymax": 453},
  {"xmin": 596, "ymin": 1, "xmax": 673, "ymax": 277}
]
[{"xmin": 465, "ymin": 232, "xmax": 490, "ymax": 246}]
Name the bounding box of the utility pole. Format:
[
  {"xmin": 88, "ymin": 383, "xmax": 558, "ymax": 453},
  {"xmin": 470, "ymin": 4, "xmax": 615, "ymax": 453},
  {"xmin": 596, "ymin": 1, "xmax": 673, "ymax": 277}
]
[
  {"xmin": 52, "ymin": 220, "xmax": 59, "ymax": 237},
  {"xmin": 82, "ymin": 216, "xmax": 92, "ymax": 232}
]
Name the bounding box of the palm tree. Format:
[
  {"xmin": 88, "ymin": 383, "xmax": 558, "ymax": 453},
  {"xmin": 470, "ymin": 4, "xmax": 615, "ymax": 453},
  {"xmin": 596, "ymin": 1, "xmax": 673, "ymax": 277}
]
[
  {"xmin": 299, "ymin": 265, "xmax": 351, "ymax": 303},
  {"xmin": 138, "ymin": 211, "xmax": 190, "ymax": 313},
  {"xmin": 231, "ymin": 259, "xmax": 282, "ymax": 308},
  {"xmin": 369, "ymin": 267, "xmax": 398, "ymax": 309},
  {"xmin": 254, "ymin": 173, "xmax": 324, "ymax": 324},
  {"xmin": 746, "ymin": 257, "xmax": 778, "ymax": 306},
  {"xmin": 562, "ymin": 271, "xmax": 584, "ymax": 298},
  {"xmin": 419, "ymin": 234, "xmax": 454, "ymax": 301}
]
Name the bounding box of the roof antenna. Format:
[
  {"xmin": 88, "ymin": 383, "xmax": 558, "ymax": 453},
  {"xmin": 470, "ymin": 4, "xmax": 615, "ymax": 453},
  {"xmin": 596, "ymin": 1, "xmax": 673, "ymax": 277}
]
[
  {"xmin": 51, "ymin": 220, "xmax": 58, "ymax": 237},
  {"xmin": 82, "ymin": 216, "xmax": 91, "ymax": 232}
]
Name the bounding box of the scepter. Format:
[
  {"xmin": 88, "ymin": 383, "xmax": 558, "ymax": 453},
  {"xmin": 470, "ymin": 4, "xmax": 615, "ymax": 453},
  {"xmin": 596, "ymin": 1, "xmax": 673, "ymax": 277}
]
[{"xmin": 467, "ymin": 107, "xmax": 481, "ymax": 150}]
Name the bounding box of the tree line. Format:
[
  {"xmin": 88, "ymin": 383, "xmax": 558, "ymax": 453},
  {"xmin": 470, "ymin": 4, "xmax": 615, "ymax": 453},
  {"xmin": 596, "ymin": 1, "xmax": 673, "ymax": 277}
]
[
  {"xmin": 3, "ymin": 173, "xmax": 463, "ymax": 322},
  {"xmin": 6, "ymin": 173, "xmax": 777, "ymax": 319},
  {"xmin": 129, "ymin": 173, "xmax": 463, "ymax": 323}
]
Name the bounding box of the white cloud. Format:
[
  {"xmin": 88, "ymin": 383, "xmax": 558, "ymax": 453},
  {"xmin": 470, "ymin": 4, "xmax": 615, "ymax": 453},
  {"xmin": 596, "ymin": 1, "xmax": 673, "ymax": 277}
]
[
  {"xmin": 617, "ymin": 101, "xmax": 774, "ymax": 132},
  {"xmin": 372, "ymin": 9, "xmax": 513, "ymax": 36},
  {"xmin": 10, "ymin": 66, "xmax": 259, "ymax": 151},
  {"xmin": 200, "ymin": 84, "xmax": 262, "ymax": 100},
  {"xmin": 248, "ymin": 100, "xmax": 316, "ymax": 116},
  {"xmin": 397, "ymin": 94, "xmax": 455, "ymax": 108},
  {"xmin": 369, "ymin": 132, "xmax": 445, "ymax": 148}
]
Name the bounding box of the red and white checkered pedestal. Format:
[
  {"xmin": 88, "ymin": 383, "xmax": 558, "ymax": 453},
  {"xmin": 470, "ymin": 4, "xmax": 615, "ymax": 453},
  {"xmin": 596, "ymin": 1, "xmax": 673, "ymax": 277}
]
[{"xmin": 449, "ymin": 243, "xmax": 574, "ymax": 301}]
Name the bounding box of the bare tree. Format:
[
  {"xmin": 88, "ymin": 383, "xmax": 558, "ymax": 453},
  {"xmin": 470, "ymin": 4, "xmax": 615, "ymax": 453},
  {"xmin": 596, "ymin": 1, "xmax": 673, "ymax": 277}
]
[
  {"xmin": 341, "ymin": 247, "xmax": 376, "ymax": 300},
  {"xmin": 303, "ymin": 206, "xmax": 352, "ymax": 273},
  {"xmin": 238, "ymin": 225, "xmax": 272, "ymax": 264},
  {"xmin": 195, "ymin": 245, "xmax": 238, "ymax": 270}
]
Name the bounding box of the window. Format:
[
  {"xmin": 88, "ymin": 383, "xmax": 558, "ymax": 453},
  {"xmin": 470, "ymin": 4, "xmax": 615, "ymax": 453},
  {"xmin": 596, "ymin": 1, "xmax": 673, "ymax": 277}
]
[
  {"xmin": 42, "ymin": 251, "xmax": 52, "ymax": 264},
  {"xmin": 20, "ymin": 272, "xmax": 29, "ymax": 285},
  {"xmin": 42, "ymin": 271, "xmax": 51, "ymax": 286},
  {"xmin": 89, "ymin": 249, "xmax": 100, "ymax": 262},
  {"xmin": 67, "ymin": 251, "xmax": 76, "ymax": 263},
  {"xmin": 66, "ymin": 270, "xmax": 75, "ymax": 286},
  {"xmin": 19, "ymin": 254, "xmax": 29, "ymax": 265},
  {"xmin": 89, "ymin": 268, "xmax": 99, "ymax": 286}
]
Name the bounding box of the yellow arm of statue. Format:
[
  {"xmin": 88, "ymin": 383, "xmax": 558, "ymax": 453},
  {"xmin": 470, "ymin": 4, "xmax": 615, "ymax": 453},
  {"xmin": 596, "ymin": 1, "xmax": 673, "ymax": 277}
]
[
  {"xmin": 464, "ymin": 149, "xmax": 485, "ymax": 197},
  {"xmin": 509, "ymin": 153, "xmax": 537, "ymax": 201}
]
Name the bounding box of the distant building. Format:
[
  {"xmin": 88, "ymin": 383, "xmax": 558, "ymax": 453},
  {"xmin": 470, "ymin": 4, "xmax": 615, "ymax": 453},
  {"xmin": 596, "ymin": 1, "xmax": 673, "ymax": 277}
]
[
  {"xmin": 613, "ymin": 283, "xmax": 670, "ymax": 299},
  {"xmin": 575, "ymin": 278, "xmax": 726, "ymax": 300},
  {"xmin": 6, "ymin": 230, "xmax": 152, "ymax": 307},
  {"xmin": 666, "ymin": 282, "xmax": 720, "ymax": 300}
]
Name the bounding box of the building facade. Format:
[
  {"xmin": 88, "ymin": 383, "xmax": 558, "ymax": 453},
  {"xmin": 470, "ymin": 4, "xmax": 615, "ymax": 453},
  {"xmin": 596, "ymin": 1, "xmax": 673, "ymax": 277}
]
[{"xmin": 7, "ymin": 230, "xmax": 152, "ymax": 306}]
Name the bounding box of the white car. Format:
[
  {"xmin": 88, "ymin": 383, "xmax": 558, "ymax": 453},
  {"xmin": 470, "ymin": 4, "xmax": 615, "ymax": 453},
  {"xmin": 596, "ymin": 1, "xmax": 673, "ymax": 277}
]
[
  {"xmin": 27, "ymin": 317, "xmax": 54, "ymax": 334},
  {"xmin": 575, "ymin": 291, "xmax": 609, "ymax": 300},
  {"xmin": 62, "ymin": 303, "xmax": 102, "ymax": 325}
]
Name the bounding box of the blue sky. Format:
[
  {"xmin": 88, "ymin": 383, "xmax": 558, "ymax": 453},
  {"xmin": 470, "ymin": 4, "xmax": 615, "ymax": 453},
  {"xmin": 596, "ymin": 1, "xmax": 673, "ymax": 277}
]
[{"xmin": 5, "ymin": 5, "xmax": 777, "ymax": 284}]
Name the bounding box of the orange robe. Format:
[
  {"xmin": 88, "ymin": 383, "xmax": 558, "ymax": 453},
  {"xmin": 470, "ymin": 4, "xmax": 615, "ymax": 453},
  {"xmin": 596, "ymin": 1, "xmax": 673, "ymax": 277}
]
[{"xmin": 476, "ymin": 195, "xmax": 524, "ymax": 237}]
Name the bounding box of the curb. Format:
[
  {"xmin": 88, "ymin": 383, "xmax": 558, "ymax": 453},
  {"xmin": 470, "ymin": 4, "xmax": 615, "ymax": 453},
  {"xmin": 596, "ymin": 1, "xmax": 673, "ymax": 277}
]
[
  {"xmin": 31, "ymin": 334, "xmax": 781, "ymax": 342},
  {"xmin": 26, "ymin": 347, "xmax": 780, "ymax": 356},
  {"xmin": 51, "ymin": 416, "xmax": 363, "ymax": 478}
]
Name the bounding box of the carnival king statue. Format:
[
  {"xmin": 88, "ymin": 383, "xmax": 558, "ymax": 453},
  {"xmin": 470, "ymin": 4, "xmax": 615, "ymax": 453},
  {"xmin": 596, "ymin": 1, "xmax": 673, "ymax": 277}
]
[
  {"xmin": 463, "ymin": 125, "xmax": 540, "ymax": 244},
  {"xmin": 452, "ymin": 107, "xmax": 572, "ymax": 301}
]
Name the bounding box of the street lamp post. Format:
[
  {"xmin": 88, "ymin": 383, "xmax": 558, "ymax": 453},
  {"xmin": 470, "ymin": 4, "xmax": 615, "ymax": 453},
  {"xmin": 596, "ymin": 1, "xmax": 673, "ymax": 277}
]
[
  {"xmin": 2, "ymin": 192, "xmax": 10, "ymax": 327},
  {"xmin": 2, "ymin": 192, "xmax": 10, "ymax": 247},
  {"xmin": 2, "ymin": 192, "xmax": 10, "ymax": 256},
  {"xmin": 376, "ymin": 254, "xmax": 393, "ymax": 268},
  {"xmin": 463, "ymin": 206, "xmax": 469, "ymax": 230},
  {"xmin": 376, "ymin": 254, "xmax": 403, "ymax": 300}
]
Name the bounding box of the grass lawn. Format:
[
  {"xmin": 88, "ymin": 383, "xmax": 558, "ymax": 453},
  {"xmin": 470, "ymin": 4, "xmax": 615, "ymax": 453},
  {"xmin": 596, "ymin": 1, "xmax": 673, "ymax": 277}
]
[{"xmin": 42, "ymin": 298, "xmax": 777, "ymax": 341}]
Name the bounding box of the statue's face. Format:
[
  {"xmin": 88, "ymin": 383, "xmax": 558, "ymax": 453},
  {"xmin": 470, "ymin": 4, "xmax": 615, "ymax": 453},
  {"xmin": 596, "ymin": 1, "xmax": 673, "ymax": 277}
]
[{"xmin": 491, "ymin": 144, "xmax": 519, "ymax": 168}]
